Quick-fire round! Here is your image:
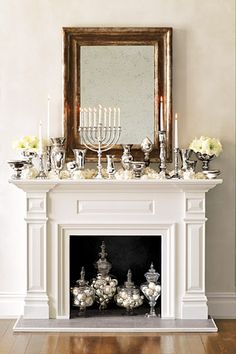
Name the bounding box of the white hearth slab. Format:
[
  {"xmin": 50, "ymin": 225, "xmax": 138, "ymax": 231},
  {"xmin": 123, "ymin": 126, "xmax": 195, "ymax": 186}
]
[{"xmin": 13, "ymin": 316, "xmax": 217, "ymax": 333}]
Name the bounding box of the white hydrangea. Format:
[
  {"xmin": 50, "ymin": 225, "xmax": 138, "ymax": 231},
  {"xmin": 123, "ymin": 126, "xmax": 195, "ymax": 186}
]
[{"xmin": 189, "ymin": 136, "xmax": 222, "ymax": 157}]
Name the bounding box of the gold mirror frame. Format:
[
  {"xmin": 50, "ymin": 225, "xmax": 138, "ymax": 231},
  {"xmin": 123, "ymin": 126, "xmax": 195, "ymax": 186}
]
[{"xmin": 63, "ymin": 27, "xmax": 172, "ymax": 161}]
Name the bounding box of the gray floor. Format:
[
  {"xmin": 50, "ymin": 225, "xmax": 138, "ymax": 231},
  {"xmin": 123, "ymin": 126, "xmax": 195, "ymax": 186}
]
[{"xmin": 13, "ymin": 316, "xmax": 217, "ymax": 333}]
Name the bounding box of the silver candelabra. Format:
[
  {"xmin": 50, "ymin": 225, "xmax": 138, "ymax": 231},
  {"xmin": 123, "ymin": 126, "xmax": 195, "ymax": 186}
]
[{"xmin": 79, "ymin": 106, "xmax": 121, "ymax": 179}]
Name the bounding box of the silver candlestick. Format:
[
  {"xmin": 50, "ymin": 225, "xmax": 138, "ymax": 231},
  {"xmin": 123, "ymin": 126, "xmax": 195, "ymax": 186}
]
[
  {"xmin": 158, "ymin": 130, "xmax": 168, "ymax": 176},
  {"xmin": 36, "ymin": 152, "xmax": 47, "ymax": 179},
  {"xmin": 46, "ymin": 146, "xmax": 52, "ymax": 172},
  {"xmin": 79, "ymin": 109, "xmax": 121, "ymax": 179},
  {"xmin": 171, "ymin": 148, "xmax": 181, "ymax": 179}
]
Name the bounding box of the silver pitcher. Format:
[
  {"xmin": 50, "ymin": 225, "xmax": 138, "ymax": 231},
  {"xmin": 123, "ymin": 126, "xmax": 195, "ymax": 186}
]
[
  {"xmin": 50, "ymin": 137, "xmax": 66, "ymax": 176},
  {"xmin": 73, "ymin": 149, "xmax": 86, "ymax": 170}
]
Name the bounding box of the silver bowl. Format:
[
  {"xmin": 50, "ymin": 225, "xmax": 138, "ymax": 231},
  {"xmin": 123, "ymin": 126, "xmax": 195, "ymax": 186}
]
[
  {"xmin": 8, "ymin": 160, "xmax": 29, "ymax": 179},
  {"xmin": 130, "ymin": 161, "xmax": 146, "ymax": 178},
  {"xmin": 203, "ymin": 170, "xmax": 220, "ymax": 179}
]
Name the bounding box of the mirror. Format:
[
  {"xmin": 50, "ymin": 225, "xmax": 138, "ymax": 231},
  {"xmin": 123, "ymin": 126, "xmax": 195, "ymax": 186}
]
[{"xmin": 63, "ymin": 27, "xmax": 172, "ymax": 161}]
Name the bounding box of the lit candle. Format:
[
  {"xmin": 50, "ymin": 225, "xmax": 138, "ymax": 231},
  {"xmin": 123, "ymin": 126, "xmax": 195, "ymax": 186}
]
[
  {"xmin": 108, "ymin": 107, "xmax": 112, "ymax": 126},
  {"xmin": 84, "ymin": 108, "xmax": 88, "ymax": 127},
  {"xmin": 174, "ymin": 113, "xmax": 178, "ymax": 148},
  {"xmin": 88, "ymin": 107, "xmax": 92, "ymax": 127},
  {"xmin": 47, "ymin": 95, "xmax": 50, "ymax": 142},
  {"xmin": 117, "ymin": 107, "xmax": 121, "ymax": 126},
  {"xmin": 160, "ymin": 96, "xmax": 164, "ymax": 131},
  {"xmin": 80, "ymin": 108, "xmax": 84, "ymax": 127},
  {"xmin": 98, "ymin": 104, "xmax": 102, "ymax": 124},
  {"xmin": 93, "ymin": 108, "xmax": 97, "ymax": 127},
  {"xmin": 113, "ymin": 108, "xmax": 117, "ymax": 127},
  {"xmin": 104, "ymin": 107, "xmax": 107, "ymax": 126},
  {"xmin": 38, "ymin": 120, "xmax": 43, "ymax": 154}
]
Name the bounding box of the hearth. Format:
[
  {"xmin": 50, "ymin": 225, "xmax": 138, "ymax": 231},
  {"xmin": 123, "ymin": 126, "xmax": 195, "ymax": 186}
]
[{"xmin": 70, "ymin": 236, "xmax": 162, "ymax": 317}]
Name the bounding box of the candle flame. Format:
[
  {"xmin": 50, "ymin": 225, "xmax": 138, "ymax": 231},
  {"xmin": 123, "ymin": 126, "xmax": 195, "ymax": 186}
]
[
  {"xmin": 175, "ymin": 113, "xmax": 178, "ymax": 120},
  {"xmin": 160, "ymin": 96, "xmax": 163, "ymax": 102}
]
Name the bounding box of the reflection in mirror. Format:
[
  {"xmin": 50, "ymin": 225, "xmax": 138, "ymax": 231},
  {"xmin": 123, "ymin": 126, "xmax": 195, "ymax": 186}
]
[{"xmin": 81, "ymin": 46, "xmax": 154, "ymax": 144}]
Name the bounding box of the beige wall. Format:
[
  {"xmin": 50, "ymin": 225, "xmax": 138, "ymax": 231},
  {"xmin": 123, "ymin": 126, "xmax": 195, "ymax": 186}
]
[{"xmin": 0, "ymin": 0, "xmax": 235, "ymax": 296}]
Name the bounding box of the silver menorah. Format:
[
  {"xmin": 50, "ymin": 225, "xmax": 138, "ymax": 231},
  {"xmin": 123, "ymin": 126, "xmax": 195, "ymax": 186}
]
[{"xmin": 79, "ymin": 106, "xmax": 121, "ymax": 179}]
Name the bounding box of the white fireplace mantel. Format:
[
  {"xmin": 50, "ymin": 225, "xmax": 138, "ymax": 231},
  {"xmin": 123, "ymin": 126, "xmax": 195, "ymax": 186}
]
[{"xmin": 10, "ymin": 178, "xmax": 222, "ymax": 323}]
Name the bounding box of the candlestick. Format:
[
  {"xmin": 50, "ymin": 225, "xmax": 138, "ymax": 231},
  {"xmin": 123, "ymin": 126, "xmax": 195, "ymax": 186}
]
[
  {"xmin": 160, "ymin": 96, "xmax": 164, "ymax": 131},
  {"xmin": 47, "ymin": 95, "xmax": 50, "ymax": 142},
  {"xmin": 174, "ymin": 113, "xmax": 178, "ymax": 148}
]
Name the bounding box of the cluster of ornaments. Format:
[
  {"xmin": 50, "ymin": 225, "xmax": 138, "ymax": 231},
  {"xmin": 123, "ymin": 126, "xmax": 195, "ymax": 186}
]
[{"xmin": 71, "ymin": 242, "xmax": 161, "ymax": 317}]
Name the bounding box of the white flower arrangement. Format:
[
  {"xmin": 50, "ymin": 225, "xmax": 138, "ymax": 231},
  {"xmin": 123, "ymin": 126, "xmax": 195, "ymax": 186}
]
[
  {"xmin": 189, "ymin": 136, "xmax": 222, "ymax": 157},
  {"xmin": 12, "ymin": 135, "xmax": 39, "ymax": 151}
]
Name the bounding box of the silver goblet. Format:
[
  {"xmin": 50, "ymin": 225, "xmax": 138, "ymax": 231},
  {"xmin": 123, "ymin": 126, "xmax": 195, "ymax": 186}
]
[
  {"xmin": 21, "ymin": 150, "xmax": 37, "ymax": 168},
  {"xmin": 141, "ymin": 137, "xmax": 153, "ymax": 167},
  {"xmin": 180, "ymin": 149, "xmax": 193, "ymax": 171},
  {"xmin": 8, "ymin": 160, "xmax": 29, "ymax": 179},
  {"xmin": 73, "ymin": 149, "xmax": 86, "ymax": 170}
]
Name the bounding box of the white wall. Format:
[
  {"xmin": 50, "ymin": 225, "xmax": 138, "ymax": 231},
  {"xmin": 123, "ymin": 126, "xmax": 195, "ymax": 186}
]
[{"xmin": 0, "ymin": 0, "xmax": 235, "ymax": 316}]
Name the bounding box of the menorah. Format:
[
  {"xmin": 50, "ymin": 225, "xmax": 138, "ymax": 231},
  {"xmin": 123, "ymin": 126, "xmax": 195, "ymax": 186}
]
[{"xmin": 79, "ymin": 105, "xmax": 121, "ymax": 179}]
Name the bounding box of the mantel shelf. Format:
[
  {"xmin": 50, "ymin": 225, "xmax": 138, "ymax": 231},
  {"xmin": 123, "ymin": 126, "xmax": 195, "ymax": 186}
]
[{"xmin": 9, "ymin": 178, "xmax": 223, "ymax": 193}]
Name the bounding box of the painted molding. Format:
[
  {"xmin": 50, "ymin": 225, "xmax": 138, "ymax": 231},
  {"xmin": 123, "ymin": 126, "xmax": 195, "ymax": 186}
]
[
  {"xmin": 0, "ymin": 292, "xmax": 25, "ymax": 318},
  {"xmin": 207, "ymin": 292, "xmax": 236, "ymax": 319}
]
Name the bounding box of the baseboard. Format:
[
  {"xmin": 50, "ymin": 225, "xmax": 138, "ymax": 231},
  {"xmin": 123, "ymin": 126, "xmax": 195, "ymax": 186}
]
[
  {"xmin": 207, "ymin": 292, "xmax": 236, "ymax": 319},
  {"xmin": 0, "ymin": 292, "xmax": 235, "ymax": 319},
  {"xmin": 0, "ymin": 292, "xmax": 24, "ymax": 318}
]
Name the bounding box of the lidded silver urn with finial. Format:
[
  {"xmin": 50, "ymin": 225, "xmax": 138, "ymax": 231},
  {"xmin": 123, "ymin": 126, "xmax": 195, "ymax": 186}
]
[
  {"xmin": 115, "ymin": 269, "xmax": 144, "ymax": 315},
  {"xmin": 71, "ymin": 266, "xmax": 95, "ymax": 315},
  {"xmin": 91, "ymin": 241, "xmax": 118, "ymax": 310},
  {"xmin": 141, "ymin": 263, "xmax": 161, "ymax": 317}
]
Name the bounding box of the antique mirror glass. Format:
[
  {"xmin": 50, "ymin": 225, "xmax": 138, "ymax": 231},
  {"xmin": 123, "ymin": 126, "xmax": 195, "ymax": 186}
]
[{"xmin": 63, "ymin": 27, "xmax": 172, "ymax": 161}]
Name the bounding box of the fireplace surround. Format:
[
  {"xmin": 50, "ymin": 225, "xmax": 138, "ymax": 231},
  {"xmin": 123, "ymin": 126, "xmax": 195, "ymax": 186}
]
[{"xmin": 10, "ymin": 178, "xmax": 222, "ymax": 331}]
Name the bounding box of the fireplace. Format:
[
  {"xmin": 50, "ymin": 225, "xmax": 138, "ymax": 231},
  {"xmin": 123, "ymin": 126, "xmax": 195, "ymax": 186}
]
[
  {"xmin": 10, "ymin": 178, "xmax": 222, "ymax": 331},
  {"xmin": 70, "ymin": 235, "xmax": 162, "ymax": 317}
]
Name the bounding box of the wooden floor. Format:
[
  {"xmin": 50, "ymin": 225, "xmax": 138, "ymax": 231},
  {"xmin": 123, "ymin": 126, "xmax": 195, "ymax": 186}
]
[{"xmin": 0, "ymin": 319, "xmax": 235, "ymax": 354}]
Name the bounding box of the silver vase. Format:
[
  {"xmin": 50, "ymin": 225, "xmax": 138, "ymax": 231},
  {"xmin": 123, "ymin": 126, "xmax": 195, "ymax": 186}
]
[
  {"xmin": 180, "ymin": 149, "xmax": 193, "ymax": 171},
  {"xmin": 73, "ymin": 149, "xmax": 86, "ymax": 170},
  {"xmin": 106, "ymin": 154, "xmax": 116, "ymax": 179},
  {"xmin": 121, "ymin": 144, "xmax": 133, "ymax": 170},
  {"xmin": 50, "ymin": 137, "xmax": 66, "ymax": 176}
]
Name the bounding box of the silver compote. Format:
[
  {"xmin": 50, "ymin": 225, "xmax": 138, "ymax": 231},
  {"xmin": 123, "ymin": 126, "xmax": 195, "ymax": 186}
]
[
  {"xmin": 50, "ymin": 137, "xmax": 66, "ymax": 176},
  {"xmin": 115, "ymin": 269, "xmax": 144, "ymax": 315},
  {"xmin": 71, "ymin": 267, "xmax": 95, "ymax": 315},
  {"xmin": 91, "ymin": 242, "xmax": 118, "ymax": 310},
  {"xmin": 8, "ymin": 160, "xmax": 29, "ymax": 179},
  {"xmin": 141, "ymin": 263, "xmax": 161, "ymax": 318}
]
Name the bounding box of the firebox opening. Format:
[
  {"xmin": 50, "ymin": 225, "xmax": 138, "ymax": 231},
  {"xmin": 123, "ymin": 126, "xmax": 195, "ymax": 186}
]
[{"xmin": 70, "ymin": 235, "xmax": 161, "ymax": 318}]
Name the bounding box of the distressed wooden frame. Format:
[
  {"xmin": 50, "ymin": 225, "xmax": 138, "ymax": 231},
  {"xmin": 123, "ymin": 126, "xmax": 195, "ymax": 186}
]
[{"xmin": 63, "ymin": 27, "xmax": 172, "ymax": 161}]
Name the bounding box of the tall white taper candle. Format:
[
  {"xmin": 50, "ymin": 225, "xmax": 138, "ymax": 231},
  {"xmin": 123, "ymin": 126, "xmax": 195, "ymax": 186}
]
[
  {"xmin": 38, "ymin": 120, "xmax": 43, "ymax": 154},
  {"xmin": 117, "ymin": 107, "xmax": 121, "ymax": 126},
  {"xmin": 88, "ymin": 107, "xmax": 92, "ymax": 127},
  {"xmin": 174, "ymin": 113, "xmax": 179, "ymax": 148},
  {"xmin": 93, "ymin": 108, "xmax": 97, "ymax": 127},
  {"xmin": 104, "ymin": 107, "xmax": 107, "ymax": 126},
  {"xmin": 113, "ymin": 108, "xmax": 116, "ymax": 127},
  {"xmin": 80, "ymin": 108, "xmax": 84, "ymax": 127},
  {"xmin": 108, "ymin": 107, "xmax": 112, "ymax": 126},
  {"xmin": 98, "ymin": 104, "xmax": 102, "ymax": 124},
  {"xmin": 47, "ymin": 95, "xmax": 50, "ymax": 142},
  {"xmin": 160, "ymin": 96, "xmax": 164, "ymax": 131}
]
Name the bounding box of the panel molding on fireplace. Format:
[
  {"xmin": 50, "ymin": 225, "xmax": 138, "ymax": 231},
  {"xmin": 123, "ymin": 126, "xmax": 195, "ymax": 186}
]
[{"xmin": 77, "ymin": 200, "xmax": 155, "ymax": 215}]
